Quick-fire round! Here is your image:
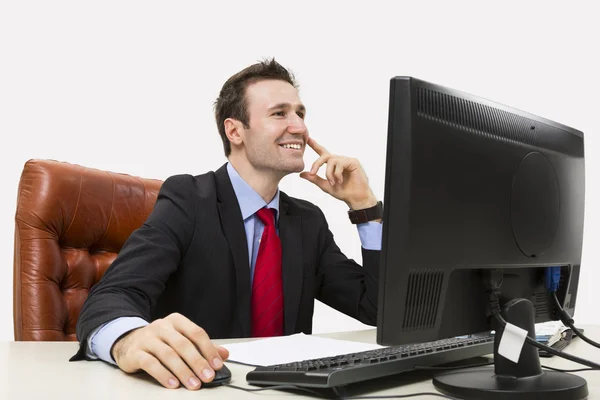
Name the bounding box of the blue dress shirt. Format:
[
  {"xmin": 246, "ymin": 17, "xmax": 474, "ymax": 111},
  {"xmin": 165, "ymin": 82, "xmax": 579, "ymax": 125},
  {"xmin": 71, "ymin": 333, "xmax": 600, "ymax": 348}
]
[{"xmin": 86, "ymin": 162, "xmax": 383, "ymax": 364}]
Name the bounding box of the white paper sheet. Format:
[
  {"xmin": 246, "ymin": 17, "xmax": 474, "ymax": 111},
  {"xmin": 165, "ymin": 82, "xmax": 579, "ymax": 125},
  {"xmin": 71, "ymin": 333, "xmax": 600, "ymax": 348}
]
[
  {"xmin": 222, "ymin": 333, "xmax": 386, "ymax": 366},
  {"xmin": 498, "ymin": 322, "xmax": 528, "ymax": 363},
  {"xmin": 535, "ymin": 321, "xmax": 567, "ymax": 337}
]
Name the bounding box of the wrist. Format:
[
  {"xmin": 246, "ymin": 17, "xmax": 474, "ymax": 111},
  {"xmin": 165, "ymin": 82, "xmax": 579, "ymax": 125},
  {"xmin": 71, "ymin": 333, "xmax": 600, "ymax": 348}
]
[
  {"xmin": 111, "ymin": 329, "xmax": 136, "ymax": 364},
  {"xmin": 111, "ymin": 337, "xmax": 125, "ymax": 364},
  {"xmin": 346, "ymin": 193, "xmax": 378, "ymax": 211}
]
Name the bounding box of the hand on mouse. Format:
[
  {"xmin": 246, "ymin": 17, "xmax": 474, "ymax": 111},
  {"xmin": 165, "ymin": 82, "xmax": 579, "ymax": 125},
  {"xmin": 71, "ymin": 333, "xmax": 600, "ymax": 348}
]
[{"xmin": 111, "ymin": 312, "xmax": 230, "ymax": 390}]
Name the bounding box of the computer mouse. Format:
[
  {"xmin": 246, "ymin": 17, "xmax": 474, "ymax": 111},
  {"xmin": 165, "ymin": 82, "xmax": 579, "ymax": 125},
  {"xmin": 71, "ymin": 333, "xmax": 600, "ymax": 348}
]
[{"xmin": 203, "ymin": 364, "xmax": 232, "ymax": 388}]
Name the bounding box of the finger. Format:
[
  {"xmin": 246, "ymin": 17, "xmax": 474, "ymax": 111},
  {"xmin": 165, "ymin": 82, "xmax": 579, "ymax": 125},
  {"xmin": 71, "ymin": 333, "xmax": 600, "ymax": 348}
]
[
  {"xmin": 334, "ymin": 162, "xmax": 344, "ymax": 184},
  {"xmin": 216, "ymin": 345, "xmax": 230, "ymax": 361},
  {"xmin": 160, "ymin": 326, "xmax": 216, "ymax": 385},
  {"xmin": 169, "ymin": 314, "xmax": 222, "ymax": 374},
  {"xmin": 310, "ymin": 154, "xmax": 332, "ymax": 175},
  {"xmin": 147, "ymin": 338, "xmax": 202, "ymax": 390},
  {"xmin": 326, "ymin": 159, "xmax": 337, "ymax": 186},
  {"xmin": 307, "ymin": 137, "xmax": 329, "ymax": 156},
  {"xmin": 136, "ymin": 351, "xmax": 181, "ymax": 389},
  {"xmin": 300, "ymin": 172, "xmax": 329, "ymax": 192}
]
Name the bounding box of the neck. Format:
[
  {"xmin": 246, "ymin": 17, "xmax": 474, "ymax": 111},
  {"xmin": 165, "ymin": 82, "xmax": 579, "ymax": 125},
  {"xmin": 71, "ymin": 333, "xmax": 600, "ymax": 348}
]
[{"xmin": 228, "ymin": 155, "xmax": 282, "ymax": 203}]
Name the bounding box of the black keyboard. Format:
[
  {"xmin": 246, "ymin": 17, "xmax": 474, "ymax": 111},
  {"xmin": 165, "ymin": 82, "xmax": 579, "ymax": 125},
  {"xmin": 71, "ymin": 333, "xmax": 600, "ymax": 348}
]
[{"xmin": 246, "ymin": 335, "xmax": 494, "ymax": 389}]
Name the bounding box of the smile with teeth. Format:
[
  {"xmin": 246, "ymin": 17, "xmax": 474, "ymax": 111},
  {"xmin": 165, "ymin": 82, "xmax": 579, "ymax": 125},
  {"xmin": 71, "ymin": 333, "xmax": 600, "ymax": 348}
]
[{"xmin": 280, "ymin": 143, "xmax": 302, "ymax": 150}]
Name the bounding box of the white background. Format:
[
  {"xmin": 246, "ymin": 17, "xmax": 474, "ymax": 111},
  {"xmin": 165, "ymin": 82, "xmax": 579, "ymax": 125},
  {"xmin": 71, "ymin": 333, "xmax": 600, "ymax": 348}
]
[{"xmin": 0, "ymin": 1, "xmax": 598, "ymax": 342}]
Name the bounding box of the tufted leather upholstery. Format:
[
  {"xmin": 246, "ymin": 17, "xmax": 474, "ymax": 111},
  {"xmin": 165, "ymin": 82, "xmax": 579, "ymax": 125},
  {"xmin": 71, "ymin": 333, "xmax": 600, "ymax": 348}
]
[{"xmin": 13, "ymin": 159, "xmax": 163, "ymax": 341}]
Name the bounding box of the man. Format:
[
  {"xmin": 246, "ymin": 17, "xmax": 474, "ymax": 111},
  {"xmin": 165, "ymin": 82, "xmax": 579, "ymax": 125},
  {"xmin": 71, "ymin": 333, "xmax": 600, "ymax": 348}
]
[{"xmin": 73, "ymin": 58, "xmax": 383, "ymax": 390}]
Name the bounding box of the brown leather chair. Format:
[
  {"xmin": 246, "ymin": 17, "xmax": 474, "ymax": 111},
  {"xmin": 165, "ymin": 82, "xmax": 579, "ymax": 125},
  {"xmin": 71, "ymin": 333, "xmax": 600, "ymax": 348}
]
[{"xmin": 13, "ymin": 159, "xmax": 163, "ymax": 341}]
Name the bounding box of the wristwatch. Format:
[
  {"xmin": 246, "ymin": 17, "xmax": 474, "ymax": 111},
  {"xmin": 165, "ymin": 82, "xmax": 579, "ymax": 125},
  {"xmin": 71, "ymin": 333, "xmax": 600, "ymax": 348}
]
[{"xmin": 348, "ymin": 201, "xmax": 383, "ymax": 224}]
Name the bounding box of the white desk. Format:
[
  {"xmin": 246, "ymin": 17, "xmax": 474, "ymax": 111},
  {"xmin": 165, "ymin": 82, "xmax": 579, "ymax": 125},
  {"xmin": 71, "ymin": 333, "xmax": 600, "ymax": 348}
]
[{"xmin": 2, "ymin": 327, "xmax": 599, "ymax": 399}]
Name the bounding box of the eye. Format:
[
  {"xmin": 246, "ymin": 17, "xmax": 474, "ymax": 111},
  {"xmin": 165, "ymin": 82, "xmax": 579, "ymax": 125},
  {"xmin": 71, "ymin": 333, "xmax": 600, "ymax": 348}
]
[
  {"xmin": 297, "ymin": 112, "xmax": 306, "ymax": 119},
  {"xmin": 273, "ymin": 111, "xmax": 285, "ymax": 117}
]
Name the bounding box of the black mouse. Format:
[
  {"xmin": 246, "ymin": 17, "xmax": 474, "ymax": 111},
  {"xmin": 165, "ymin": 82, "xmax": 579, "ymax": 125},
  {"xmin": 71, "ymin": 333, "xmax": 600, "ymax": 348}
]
[{"xmin": 203, "ymin": 364, "xmax": 232, "ymax": 388}]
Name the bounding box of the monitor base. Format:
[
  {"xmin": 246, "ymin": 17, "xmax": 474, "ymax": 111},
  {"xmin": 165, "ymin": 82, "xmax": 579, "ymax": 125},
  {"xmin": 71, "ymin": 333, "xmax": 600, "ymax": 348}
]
[
  {"xmin": 433, "ymin": 366, "xmax": 588, "ymax": 400},
  {"xmin": 433, "ymin": 298, "xmax": 588, "ymax": 400}
]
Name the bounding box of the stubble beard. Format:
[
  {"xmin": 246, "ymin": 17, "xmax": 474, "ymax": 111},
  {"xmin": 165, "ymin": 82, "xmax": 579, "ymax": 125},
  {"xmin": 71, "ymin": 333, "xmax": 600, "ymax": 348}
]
[{"xmin": 247, "ymin": 146, "xmax": 304, "ymax": 179}]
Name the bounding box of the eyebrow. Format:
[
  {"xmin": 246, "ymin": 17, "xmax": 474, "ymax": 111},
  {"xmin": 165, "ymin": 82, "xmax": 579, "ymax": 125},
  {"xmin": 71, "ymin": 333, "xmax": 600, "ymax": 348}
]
[{"xmin": 267, "ymin": 103, "xmax": 306, "ymax": 114}]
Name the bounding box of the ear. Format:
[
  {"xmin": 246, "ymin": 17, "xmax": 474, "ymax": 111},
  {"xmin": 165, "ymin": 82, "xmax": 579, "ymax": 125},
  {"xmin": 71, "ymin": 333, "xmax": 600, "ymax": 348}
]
[{"xmin": 224, "ymin": 118, "xmax": 244, "ymax": 147}]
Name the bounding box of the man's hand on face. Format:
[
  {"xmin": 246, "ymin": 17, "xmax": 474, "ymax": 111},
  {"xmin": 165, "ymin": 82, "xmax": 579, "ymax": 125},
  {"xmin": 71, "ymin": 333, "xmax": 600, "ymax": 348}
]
[
  {"xmin": 111, "ymin": 313, "xmax": 229, "ymax": 390},
  {"xmin": 300, "ymin": 137, "xmax": 379, "ymax": 211}
]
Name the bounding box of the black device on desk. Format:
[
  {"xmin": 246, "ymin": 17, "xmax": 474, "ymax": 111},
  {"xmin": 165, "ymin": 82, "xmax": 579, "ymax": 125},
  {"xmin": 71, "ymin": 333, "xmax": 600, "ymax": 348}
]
[{"xmin": 247, "ymin": 77, "xmax": 587, "ymax": 399}]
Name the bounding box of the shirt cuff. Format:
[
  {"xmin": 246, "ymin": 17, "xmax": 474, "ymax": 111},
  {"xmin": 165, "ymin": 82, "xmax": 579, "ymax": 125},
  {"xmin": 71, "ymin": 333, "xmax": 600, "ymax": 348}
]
[
  {"xmin": 357, "ymin": 221, "xmax": 383, "ymax": 250},
  {"xmin": 90, "ymin": 317, "xmax": 149, "ymax": 365}
]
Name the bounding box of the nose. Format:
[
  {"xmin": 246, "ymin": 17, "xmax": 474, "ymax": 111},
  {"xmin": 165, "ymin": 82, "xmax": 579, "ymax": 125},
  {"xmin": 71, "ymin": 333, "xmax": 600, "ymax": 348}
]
[{"xmin": 287, "ymin": 114, "xmax": 307, "ymax": 136}]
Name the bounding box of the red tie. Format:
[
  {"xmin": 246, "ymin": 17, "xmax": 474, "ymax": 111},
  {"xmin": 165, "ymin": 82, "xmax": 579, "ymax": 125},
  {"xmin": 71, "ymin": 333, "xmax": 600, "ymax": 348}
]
[{"xmin": 251, "ymin": 208, "xmax": 284, "ymax": 337}]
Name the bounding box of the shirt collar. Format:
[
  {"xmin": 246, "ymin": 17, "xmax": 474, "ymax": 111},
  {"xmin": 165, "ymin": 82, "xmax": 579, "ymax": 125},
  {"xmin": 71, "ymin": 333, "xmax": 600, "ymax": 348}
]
[{"xmin": 226, "ymin": 162, "xmax": 280, "ymax": 221}]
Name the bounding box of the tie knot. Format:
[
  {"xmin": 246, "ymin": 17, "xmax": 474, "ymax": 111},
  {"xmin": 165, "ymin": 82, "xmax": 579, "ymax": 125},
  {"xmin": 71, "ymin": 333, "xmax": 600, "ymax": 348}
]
[{"xmin": 256, "ymin": 207, "xmax": 276, "ymax": 227}]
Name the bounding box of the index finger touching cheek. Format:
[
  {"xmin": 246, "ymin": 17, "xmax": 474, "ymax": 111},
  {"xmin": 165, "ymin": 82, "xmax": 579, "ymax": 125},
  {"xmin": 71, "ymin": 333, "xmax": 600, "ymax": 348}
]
[{"xmin": 307, "ymin": 137, "xmax": 329, "ymax": 156}]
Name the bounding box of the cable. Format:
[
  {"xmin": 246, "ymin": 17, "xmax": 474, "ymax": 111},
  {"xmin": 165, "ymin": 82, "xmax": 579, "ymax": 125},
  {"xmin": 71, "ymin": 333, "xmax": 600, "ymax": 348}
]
[
  {"xmin": 542, "ymin": 365, "xmax": 597, "ymax": 373},
  {"xmin": 225, "ymin": 360, "xmax": 598, "ymax": 399},
  {"xmin": 551, "ymin": 291, "xmax": 600, "ymax": 350},
  {"xmin": 483, "ymin": 270, "xmax": 600, "ymax": 370},
  {"xmin": 493, "ymin": 310, "xmax": 600, "ymax": 369},
  {"xmin": 418, "ymin": 359, "xmax": 599, "ymax": 374},
  {"xmin": 338, "ymin": 393, "xmax": 460, "ymax": 399},
  {"xmin": 226, "ymin": 382, "xmax": 460, "ymax": 399},
  {"xmin": 224, "ymin": 383, "xmax": 329, "ymax": 397},
  {"xmin": 416, "ymin": 361, "xmax": 598, "ymax": 374},
  {"xmin": 414, "ymin": 361, "xmax": 494, "ymax": 371},
  {"xmin": 545, "ymin": 266, "xmax": 600, "ymax": 350}
]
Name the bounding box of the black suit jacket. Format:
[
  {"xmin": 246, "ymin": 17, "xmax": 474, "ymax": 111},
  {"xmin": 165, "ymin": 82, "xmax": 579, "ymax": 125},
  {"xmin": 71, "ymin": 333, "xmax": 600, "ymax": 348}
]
[{"xmin": 73, "ymin": 164, "xmax": 379, "ymax": 359}]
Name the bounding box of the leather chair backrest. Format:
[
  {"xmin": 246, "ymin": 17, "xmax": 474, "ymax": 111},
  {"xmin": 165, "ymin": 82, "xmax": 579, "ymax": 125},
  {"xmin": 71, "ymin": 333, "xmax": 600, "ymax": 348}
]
[{"xmin": 13, "ymin": 159, "xmax": 163, "ymax": 340}]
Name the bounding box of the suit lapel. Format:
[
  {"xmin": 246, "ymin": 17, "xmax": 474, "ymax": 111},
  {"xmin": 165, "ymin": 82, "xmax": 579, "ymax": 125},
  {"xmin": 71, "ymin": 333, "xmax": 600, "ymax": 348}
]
[
  {"xmin": 215, "ymin": 165, "xmax": 252, "ymax": 337},
  {"xmin": 279, "ymin": 195, "xmax": 304, "ymax": 335}
]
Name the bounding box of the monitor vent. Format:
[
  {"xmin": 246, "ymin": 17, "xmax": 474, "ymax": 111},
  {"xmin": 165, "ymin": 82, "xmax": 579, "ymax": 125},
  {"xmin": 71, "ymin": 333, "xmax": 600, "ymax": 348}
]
[
  {"xmin": 417, "ymin": 87, "xmax": 539, "ymax": 147},
  {"xmin": 535, "ymin": 292, "xmax": 550, "ymax": 317},
  {"xmin": 402, "ymin": 269, "xmax": 444, "ymax": 331}
]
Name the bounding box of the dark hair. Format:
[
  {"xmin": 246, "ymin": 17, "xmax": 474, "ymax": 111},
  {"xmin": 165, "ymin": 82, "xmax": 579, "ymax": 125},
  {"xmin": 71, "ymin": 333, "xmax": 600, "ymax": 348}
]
[{"xmin": 214, "ymin": 58, "xmax": 298, "ymax": 156}]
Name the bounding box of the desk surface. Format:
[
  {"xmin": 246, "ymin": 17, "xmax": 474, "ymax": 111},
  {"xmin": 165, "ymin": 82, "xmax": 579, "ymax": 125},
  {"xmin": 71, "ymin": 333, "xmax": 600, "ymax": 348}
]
[{"xmin": 2, "ymin": 327, "xmax": 600, "ymax": 399}]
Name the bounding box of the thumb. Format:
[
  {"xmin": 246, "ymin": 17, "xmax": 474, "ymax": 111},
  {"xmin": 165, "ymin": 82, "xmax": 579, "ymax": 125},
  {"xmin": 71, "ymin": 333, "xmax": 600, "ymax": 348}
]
[{"xmin": 300, "ymin": 172, "xmax": 329, "ymax": 192}]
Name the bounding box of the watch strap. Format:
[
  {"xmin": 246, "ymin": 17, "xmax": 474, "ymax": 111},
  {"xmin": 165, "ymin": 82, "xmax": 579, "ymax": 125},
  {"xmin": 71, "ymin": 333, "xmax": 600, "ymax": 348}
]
[{"xmin": 348, "ymin": 201, "xmax": 383, "ymax": 224}]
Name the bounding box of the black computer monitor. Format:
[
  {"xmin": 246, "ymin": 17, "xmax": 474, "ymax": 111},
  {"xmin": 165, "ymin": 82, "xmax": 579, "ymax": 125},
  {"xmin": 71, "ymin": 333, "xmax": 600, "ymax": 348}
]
[{"xmin": 377, "ymin": 77, "xmax": 587, "ymax": 399}]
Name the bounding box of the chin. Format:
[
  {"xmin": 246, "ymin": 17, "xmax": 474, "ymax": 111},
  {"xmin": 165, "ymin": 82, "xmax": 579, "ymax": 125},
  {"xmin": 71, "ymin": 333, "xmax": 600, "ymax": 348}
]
[
  {"xmin": 273, "ymin": 159, "xmax": 304, "ymax": 174},
  {"xmin": 289, "ymin": 161, "xmax": 305, "ymax": 173}
]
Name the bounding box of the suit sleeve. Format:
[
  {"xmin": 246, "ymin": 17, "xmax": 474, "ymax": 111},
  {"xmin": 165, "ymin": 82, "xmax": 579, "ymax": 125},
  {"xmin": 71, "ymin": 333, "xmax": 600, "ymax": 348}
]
[
  {"xmin": 72, "ymin": 175, "xmax": 196, "ymax": 360},
  {"xmin": 314, "ymin": 208, "xmax": 380, "ymax": 326}
]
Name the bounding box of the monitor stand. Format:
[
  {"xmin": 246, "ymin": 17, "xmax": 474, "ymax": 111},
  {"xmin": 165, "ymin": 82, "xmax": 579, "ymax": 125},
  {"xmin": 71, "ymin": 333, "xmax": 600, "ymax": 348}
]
[{"xmin": 432, "ymin": 298, "xmax": 588, "ymax": 400}]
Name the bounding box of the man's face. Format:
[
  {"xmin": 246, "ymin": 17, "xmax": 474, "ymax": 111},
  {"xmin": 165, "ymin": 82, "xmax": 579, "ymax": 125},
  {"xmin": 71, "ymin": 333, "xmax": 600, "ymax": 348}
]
[{"xmin": 238, "ymin": 79, "xmax": 309, "ymax": 176}]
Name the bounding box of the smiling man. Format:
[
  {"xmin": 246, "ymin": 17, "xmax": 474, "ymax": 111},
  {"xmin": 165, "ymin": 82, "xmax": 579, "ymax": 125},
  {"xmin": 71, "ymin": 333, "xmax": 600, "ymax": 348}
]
[{"xmin": 73, "ymin": 58, "xmax": 383, "ymax": 390}]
